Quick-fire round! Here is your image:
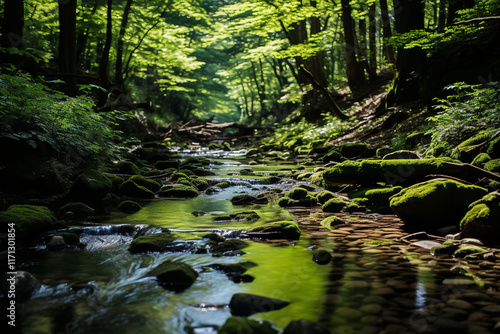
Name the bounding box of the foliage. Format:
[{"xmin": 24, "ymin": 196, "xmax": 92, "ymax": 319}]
[
  {"xmin": 0, "ymin": 72, "xmax": 122, "ymax": 167},
  {"xmin": 426, "ymin": 82, "xmax": 500, "ymax": 157}
]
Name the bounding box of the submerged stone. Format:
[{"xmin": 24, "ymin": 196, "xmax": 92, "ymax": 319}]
[
  {"xmin": 210, "ymin": 239, "xmax": 250, "ymax": 256},
  {"xmin": 312, "ymin": 249, "xmax": 332, "ymax": 265},
  {"xmin": 229, "ymin": 293, "xmax": 290, "ymax": 316},
  {"xmin": 219, "ymin": 317, "xmax": 278, "ymax": 334},
  {"xmin": 145, "ymin": 260, "xmax": 198, "ymax": 292},
  {"xmin": 389, "ymin": 179, "xmax": 487, "ymax": 229},
  {"xmin": 283, "ymin": 319, "xmax": 331, "ymax": 334}
]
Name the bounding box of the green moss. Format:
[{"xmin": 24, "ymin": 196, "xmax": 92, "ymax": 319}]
[
  {"xmin": 105, "ymin": 174, "xmax": 124, "ymax": 192},
  {"xmin": 451, "ymin": 129, "xmax": 496, "ymax": 162},
  {"xmin": 70, "ymin": 170, "xmax": 112, "ymax": 204},
  {"xmin": 214, "ymin": 211, "xmax": 260, "ymax": 222},
  {"xmin": 471, "ymin": 153, "xmax": 491, "ymax": 168},
  {"xmin": 460, "ymin": 192, "xmax": 500, "ymax": 244},
  {"xmin": 340, "ymin": 143, "xmax": 370, "ymax": 158},
  {"xmin": 189, "ymin": 167, "xmax": 216, "ymax": 176},
  {"xmin": 315, "ymin": 190, "xmax": 336, "ymax": 205},
  {"xmin": 431, "ymin": 240, "xmax": 459, "ymax": 255},
  {"xmin": 322, "ymin": 149, "xmax": 343, "ymax": 163},
  {"xmin": 177, "ymin": 177, "xmax": 194, "ymax": 187},
  {"xmin": 219, "ymin": 317, "xmax": 277, "ymax": 334},
  {"xmin": 118, "ymin": 180, "xmax": 155, "ymax": 199},
  {"xmin": 248, "ymin": 221, "xmax": 301, "ymax": 239},
  {"xmin": 453, "ymin": 244, "xmax": 486, "ymax": 257},
  {"xmin": 215, "ymin": 181, "xmax": 230, "ymax": 188},
  {"xmin": 58, "ymin": 202, "xmax": 95, "ymax": 219},
  {"xmin": 484, "ymin": 159, "xmax": 500, "ymax": 173},
  {"xmin": 128, "ymin": 233, "xmax": 176, "ymax": 253},
  {"xmin": 287, "ymin": 187, "xmax": 309, "ymax": 200},
  {"xmin": 146, "ymin": 260, "xmax": 198, "ymax": 292},
  {"xmin": 0, "ymin": 205, "xmax": 57, "ymax": 243},
  {"xmin": 342, "ymin": 202, "xmax": 365, "ymax": 213},
  {"xmin": 487, "ymin": 136, "xmax": 500, "ymax": 158},
  {"xmin": 390, "ymin": 179, "xmax": 487, "ymax": 228},
  {"xmin": 159, "ymin": 185, "xmax": 199, "ymax": 198},
  {"xmin": 203, "ymin": 233, "xmax": 225, "ymax": 243},
  {"xmin": 117, "ymin": 200, "xmax": 142, "ymax": 213},
  {"xmin": 230, "ymin": 194, "xmax": 257, "ymax": 205},
  {"xmin": 210, "ymin": 239, "xmax": 250, "ymax": 253},
  {"xmin": 128, "ymin": 175, "xmax": 161, "ymax": 192},
  {"xmin": 321, "ymin": 216, "xmax": 345, "ymax": 229},
  {"xmin": 191, "ymin": 177, "xmax": 209, "ymax": 191},
  {"xmin": 376, "ymin": 147, "xmax": 394, "ymax": 157},
  {"xmin": 115, "ymin": 161, "xmax": 141, "ymax": 175},
  {"xmin": 365, "ymin": 186, "xmax": 403, "ymax": 206},
  {"xmin": 322, "ymin": 197, "xmax": 348, "ymax": 213},
  {"xmin": 155, "ymin": 160, "xmax": 180, "ymax": 170}
]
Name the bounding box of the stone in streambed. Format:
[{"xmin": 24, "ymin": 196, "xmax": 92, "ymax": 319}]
[
  {"xmin": 145, "ymin": 260, "xmax": 198, "ymax": 292},
  {"xmin": 159, "ymin": 185, "xmax": 199, "ymax": 198},
  {"xmin": 0, "ymin": 205, "xmax": 58, "ymax": 243},
  {"xmin": 58, "ymin": 202, "xmax": 95, "ymax": 219},
  {"xmin": 460, "ymin": 191, "xmax": 500, "ymax": 244},
  {"xmin": 70, "ymin": 170, "xmax": 112, "ymax": 204},
  {"xmin": 210, "ymin": 239, "xmax": 249, "ymax": 256},
  {"xmin": 389, "ymin": 179, "xmax": 487, "ymax": 229},
  {"xmin": 119, "ymin": 180, "xmax": 155, "ymax": 199},
  {"xmin": 283, "ymin": 319, "xmax": 331, "ymax": 334},
  {"xmin": 219, "ymin": 317, "xmax": 278, "ymax": 334},
  {"xmin": 246, "ymin": 221, "xmax": 301, "ymax": 239},
  {"xmin": 313, "ymin": 249, "xmax": 332, "ymax": 265},
  {"xmin": 229, "ymin": 293, "xmax": 290, "ymax": 316},
  {"xmin": 128, "ymin": 233, "xmax": 176, "ymax": 253}
]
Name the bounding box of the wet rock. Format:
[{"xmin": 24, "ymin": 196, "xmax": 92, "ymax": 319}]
[
  {"xmin": 117, "ymin": 200, "xmax": 142, "ymax": 213},
  {"xmin": 58, "ymin": 202, "xmax": 95, "ymax": 219},
  {"xmin": 322, "ymin": 197, "xmax": 348, "ymax": 212},
  {"xmin": 312, "ymin": 249, "xmax": 332, "ymax": 265},
  {"xmin": 47, "ymin": 235, "xmax": 67, "ymax": 250},
  {"xmin": 246, "ymin": 221, "xmax": 301, "ymax": 239},
  {"xmin": 7, "ymin": 271, "xmax": 42, "ymax": 301},
  {"xmin": 447, "ymin": 299, "xmax": 475, "ymax": 310},
  {"xmin": 70, "ymin": 169, "xmax": 112, "ymax": 204},
  {"xmin": 390, "ymin": 179, "xmax": 487, "ymax": 229},
  {"xmin": 0, "ymin": 204, "xmax": 57, "ymax": 243},
  {"xmin": 219, "ymin": 316, "xmax": 278, "ymax": 334},
  {"xmin": 336, "ymin": 307, "xmax": 363, "ymax": 320},
  {"xmin": 230, "ymin": 194, "xmax": 268, "ymax": 205},
  {"xmin": 159, "ymin": 185, "xmax": 199, "ymax": 198},
  {"xmin": 320, "ymin": 216, "xmax": 345, "ymax": 229},
  {"xmin": 359, "ymin": 304, "xmax": 383, "ymax": 315},
  {"xmin": 460, "ymin": 191, "xmax": 500, "ymax": 244},
  {"xmin": 283, "ymin": 319, "xmax": 331, "ymax": 334},
  {"xmin": 229, "ymin": 293, "xmax": 290, "ymax": 316},
  {"xmin": 119, "ymin": 180, "xmax": 155, "ymax": 199},
  {"xmin": 145, "ymin": 260, "xmax": 198, "ymax": 292},
  {"xmin": 482, "ymin": 305, "xmax": 500, "ymax": 315},
  {"xmin": 128, "ymin": 233, "xmax": 176, "ymax": 253},
  {"xmin": 210, "ymin": 239, "xmax": 249, "ymax": 256},
  {"xmin": 56, "ymin": 232, "xmax": 80, "ymax": 246},
  {"xmin": 128, "ymin": 175, "xmax": 161, "ymax": 192},
  {"xmin": 202, "ymin": 233, "xmax": 225, "ymax": 243}
]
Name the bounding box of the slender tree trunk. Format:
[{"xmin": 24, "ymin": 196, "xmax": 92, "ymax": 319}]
[
  {"xmin": 1, "ymin": 0, "xmax": 24, "ymax": 49},
  {"xmin": 438, "ymin": 0, "xmax": 447, "ymax": 26},
  {"xmin": 99, "ymin": 0, "xmax": 113, "ymax": 87},
  {"xmin": 368, "ymin": 3, "xmax": 377, "ymax": 80},
  {"xmin": 115, "ymin": 0, "xmax": 133, "ymax": 89},
  {"xmin": 358, "ymin": 13, "xmax": 370, "ymax": 80},
  {"xmin": 58, "ymin": 0, "xmax": 78, "ymax": 96},
  {"xmin": 340, "ymin": 0, "xmax": 366, "ymax": 93},
  {"xmin": 380, "ymin": 0, "xmax": 395, "ymax": 67}
]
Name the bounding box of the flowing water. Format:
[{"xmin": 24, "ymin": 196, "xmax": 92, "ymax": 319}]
[{"xmin": 16, "ymin": 147, "xmax": 500, "ymax": 334}]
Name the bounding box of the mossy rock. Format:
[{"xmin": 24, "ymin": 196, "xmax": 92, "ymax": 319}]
[
  {"xmin": 341, "ymin": 202, "xmax": 365, "ymax": 213},
  {"xmin": 210, "ymin": 239, "xmax": 250, "ymax": 255},
  {"xmin": 340, "ymin": 143, "xmax": 370, "ymax": 158},
  {"xmin": 321, "ymin": 216, "xmax": 345, "ymax": 229},
  {"xmin": 322, "ymin": 149, "xmax": 343, "ymax": 163},
  {"xmin": 155, "ymin": 160, "xmax": 180, "ymax": 170},
  {"xmin": 322, "ymin": 158, "xmax": 459, "ymax": 187},
  {"xmin": 376, "ymin": 147, "xmax": 394, "ymax": 158},
  {"xmin": 230, "ymin": 211, "xmax": 260, "ymax": 221},
  {"xmin": 453, "ymin": 244, "xmax": 487, "ymax": 257},
  {"xmin": 58, "ymin": 202, "xmax": 95, "ymax": 220},
  {"xmin": 70, "ymin": 170, "xmax": 112, "ymax": 204},
  {"xmin": 484, "ymin": 159, "xmax": 500, "ymax": 173},
  {"xmin": 117, "ymin": 200, "xmax": 142, "ymax": 213},
  {"xmin": 159, "ymin": 185, "xmax": 199, "ymax": 198},
  {"xmin": 177, "ymin": 177, "xmax": 194, "ymax": 187},
  {"xmin": 460, "ymin": 191, "xmax": 500, "ymax": 244},
  {"xmin": 171, "ymin": 172, "xmax": 190, "ymax": 182},
  {"xmin": 202, "ymin": 233, "xmax": 225, "ymax": 243},
  {"xmin": 383, "ymin": 150, "xmax": 421, "ymax": 160},
  {"xmin": 118, "ymin": 180, "xmax": 155, "ymax": 199},
  {"xmin": 56, "ymin": 232, "xmax": 80, "ymax": 246},
  {"xmin": 145, "ymin": 260, "xmax": 198, "ymax": 292},
  {"xmin": 322, "ymin": 197, "xmax": 348, "ymax": 213},
  {"xmin": 219, "ymin": 317, "xmax": 278, "ymax": 334},
  {"xmin": 277, "ymin": 197, "xmax": 315, "ymax": 207},
  {"xmin": 315, "ymin": 191, "xmax": 336, "ymax": 205},
  {"xmin": 430, "ymin": 240, "xmax": 459, "ymax": 255},
  {"xmin": 487, "ymin": 136, "xmax": 500, "ymax": 158},
  {"xmin": 390, "ymin": 179, "xmax": 488, "ymax": 229},
  {"xmin": 128, "ymin": 175, "xmax": 161, "ymax": 192},
  {"xmin": 115, "ymin": 161, "xmax": 141, "ymax": 175},
  {"xmin": 405, "ymin": 132, "xmax": 429, "ymax": 149},
  {"xmin": 365, "ymin": 186, "xmax": 403, "ymax": 207},
  {"xmin": 215, "ymin": 181, "xmax": 230, "ymax": 188},
  {"xmin": 287, "ymin": 187, "xmax": 309, "ymax": 200},
  {"xmin": 190, "ymin": 167, "xmax": 216, "ymax": 176},
  {"xmin": 230, "ymin": 194, "xmax": 267, "ymax": 205},
  {"xmin": 247, "ymin": 221, "xmax": 301, "ymax": 239},
  {"xmin": 0, "ymin": 205, "xmax": 57, "ymax": 243},
  {"xmin": 229, "ymin": 293, "xmax": 290, "ymax": 316},
  {"xmin": 105, "ymin": 174, "xmax": 124, "ymax": 192},
  {"xmin": 191, "ymin": 177, "xmax": 209, "ymax": 191},
  {"xmin": 451, "ymin": 129, "xmax": 497, "ymax": 162},
  {"xmin": 471, "ymin": 153, "xmax": 491, "ymax": 168},
  {"xmin": 128, "ymin": 233, "xmax": 176, "ymax": 253}
]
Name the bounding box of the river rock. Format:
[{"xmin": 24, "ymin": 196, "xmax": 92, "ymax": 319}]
[
  {"xmin": 229, "ymin": 293, "xmax": 290, "ymax": 316},
  {"xmin": 390, "ymin": 179, "xmax": 487, "ymax": 229},
  {"xmin": 128, "ymin": 233, "xmax": 176, "ymax": 253},
  {"xmin": 210, "ymin": 239, "xmax": 249, "ymax": 256},
  {"xmin": 119, "ymin": 180, "xmax": 155, "ymax": 199},
  {"xmin": 246, "ymin": 221, "xmax": 301, "ymax": 239},
  {"xmin": 14, "ymin": 271, "xmax": 42, "ymax": 301},
  {"xmin": 145, "ymin": 260, "xmax": 198, "ymax": 292},
  {"xmin": 219, "ymin": 316, "xmax": 278, "ymax": 334},
  {"xmin": 312, "ymin": 249, "xmax": 332, "ymax": 265},
  {"xmin": 70, "ymin": 170, "xmax": 112, "ymax": 205},
  {"xmin": 159, "ymin": 185, "xmax": 199, "ymax": 198},
  {"xmin": 47, "ymin": 235, "xmax": 67, "ymax": 250},
  {"xmin": 58, "ymin": 202, "xmax": 95, "ymax": 219},
  {"xmin": 460, "ymin": 191, "xmax": 500, "ymax": 244},
  {"xmin": 0, "ymin": 204, "xmax": 57, "ymax": 243},
  {"xmin": 283, "ymin": 319, "xmax": 331, "ymax": 334},
  {"xmin": 383, "ymin": 150, "xmax": 421, "ymax": 160}
]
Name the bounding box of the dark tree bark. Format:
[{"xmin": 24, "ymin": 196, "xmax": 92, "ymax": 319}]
[
  {"xmin": 99, "ymin": 0, "xmax": 113, "ymax": 87},
  {"xmin": 58, "ymin": 0, "xmax": 78, "ymax": 96},
  {"xmin": 115, "ymin": 0, "xmax": 133, "ymax": 89},
  {"xmin": 340, "ymin": 0, "xmax": 366, "ymax": 94},
  {"xmin": 368, "ymin": 3, "xmax": 377, "ymax": 80},
  {"xmin": 1, "ymin": 0, "xmax": 24, "ymax": 49},
  {"xmin": 379, "ymin": 0, "xmax": 395, "ymax": 67}
]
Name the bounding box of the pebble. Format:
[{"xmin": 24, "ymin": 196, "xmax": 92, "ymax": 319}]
[
  {"xmin": 447, "ymin": 299, "xmax": 475, "ymax": 310},
  {"xmin": 432, "ymin": 317, "xmax": 467, "ymax": 333},
  {"xmin": 344, "ymin": 280, "xmax": 370, "ymax": 289},
  {"xmin": 442, "ymin": 278, "xmax": 476, "ymax": 286},
  {"xmin": 335, "ymin": 307, "xmax": 363, "ymax": 320},
  {"xmin": 384, "ymin": 324, "xmax": 408, "ymax": 334},
  {"xmin": 482, "ymin": 305, "xmax": 500, "ymax": 315},
  {"xmin": 359, "ymin": 304, "xmax": 383, "ymax": 315}
]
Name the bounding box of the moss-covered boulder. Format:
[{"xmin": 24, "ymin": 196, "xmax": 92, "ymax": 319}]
[
  {"xmin": 283, "ymin": 319, "xmax": 331, "ymax": 334},
  {"xmin": 487, "ymin": 136, "xmax": 500, "ymax": 158},
  {"xmin": 471, "ymin": 153, "xmax": 491, "ymax": 168},
  {"xmin": 105, "ymin": 174, "xmax": 124, "ymax": 192},
  {"xmin": 287, "ymin": 187, "xmax": 308, "ymax": 200},
  {"xmin": 159, "ymin": 185, "xmax": 199, "ymax": 198},
  {"xmin": 191, "ymin": 177, "xmax": 209, "ymax": 191},
  {"xmin": 58, "ymin": 202, "xmax": 95, "ymax": 220},
  {"xmin": 315, "ymin": 191, "xmax": 336, "ymax": 205},
  {"xmin": 118, "ymin": 180, "xmax": 155, "ymax": 199},
  {"xmin": 145, "ymin": 260, "xmax": 198, "ymax": 292},
  {"xmin": 128, "ymin": 233, "xmax": 176, "ymax": 253},
  {"xmin": 210, "ymin": 239, "xmax": 250, "ymax": 256},
  {"xmin": 460, "ymin": 191, "xmax": 500, "ymax": 244},
  {"xmin": 117, "ymin": 200, "xmax": 142, "ymax": 213},
  {"xmin": 484, "ymin": 159, "xmax": 500, "ymax": 173},
  {"xmin": 215, "ymin": 181, "xmax": 230, "ymax": 188},
  {"xmin": 247, "ymin": 221, "xmax": 300, "ymax": 239},
  {"xmin": 321, "ymin": 216, "xmax": 345, "ymax": 229},
  {"xmin": 70, "ymin": 170, "xmax": 112, "ymax": 204},
  {"xmin": 230, "ymin": 194, "xmax": 268, "ymax": 205},
  {"xmin": 383, "ymin": 150, "xmax": 421, "ymax": 160},
  {"xmin": 322, "ymin": 197, "xmax": 348, "ymax": 213},
  {"xmin": 322, "ymin": 158, "xmax": 459, "ymax": 187},
  {"xmin": 365, "ymin": 186, "xmax": 403, "ymax": 207},
  {"xmin": 155, "ymin": 160, "xmax": 180, "ymax": 170},
  {"xmin": 322, "ymin": 149, "xmax": 343, "ymax": 163},
  {"xmin": 214, "ymin": 211, "xmax": 260, "ymax": 222},
  {"xmin": 128, "ymin": 175, "xmax": 161, "ymax": 192},
  {"xmin": 0, "ymin": 205, "xmax": 57, "ymax": 244},
  {"xmin": 340, "ymin": 143, "xmax": 371, "ymax": 158},
  {"xmin": 451, "ymin": 129, "xmax": 497, "ymax": 162},
  {"xmin": 430, "ymin": 240, "xmax": 459, "ymax": 256},
  {"xmin": 453, "ymin": 244, "xmax": 487, "ymax": 257},
  {"xmin": 115, "ymin": 161, "xmax": 141, "ymax": 175},
  {"xmin": 219, "ymin": 317, "xmax": 278, "ymax": 334},
  {"xmin": 229, "ymin": 293, "xmax": 290, "ymax": 316},
  {"xmin": 389, "ymin": 179, "xmax": 488, "ymax": 229}
]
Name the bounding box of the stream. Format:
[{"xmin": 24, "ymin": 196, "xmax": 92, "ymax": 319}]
[{"xmin": 16, "ymin": 147, "xmax": 500, "ymax": 334}]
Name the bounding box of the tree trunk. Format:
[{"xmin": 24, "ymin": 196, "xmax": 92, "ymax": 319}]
[
  {"xmin": 99, "ymin": 0, "xmax": 113, "ymax": 87},
  {"xmin": 368, "ymin": 3, "xmax": 377, "ymax": 80},
  {"xmin": 58, "ymin": 0, "xmax": 78, "ymax": 96},
  {"xmin": 340, "ymin": 0, "xmax": 366, "ymax": 94},
  {"xmin": 1, "ymin": 0, "xmax": 24, "ymax": 49},
  {"xmin": 115, "ymin": 0, "xmax": 133, "ymax": 89},
  {"xmin": 379, "ymin": 0, "xmax": 395, "ymax": 67}
]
